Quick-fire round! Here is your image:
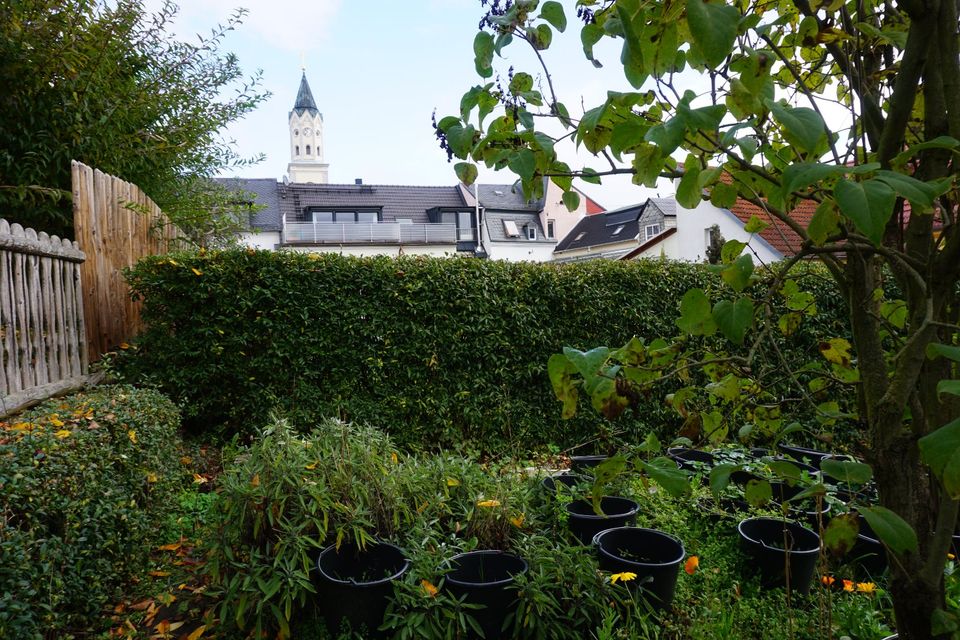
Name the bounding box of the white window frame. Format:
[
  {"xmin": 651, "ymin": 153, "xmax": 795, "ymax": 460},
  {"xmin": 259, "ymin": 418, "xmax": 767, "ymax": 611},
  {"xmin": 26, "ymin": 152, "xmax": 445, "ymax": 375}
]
[
  {"xmin": 527, "ymin": 226, "xmax": 537, "ymax": 240},
  {"xmin": 547, "ymin": 219, "xmax": 555, "ymax": 239},
  {"xmin": 503, "ymin": 220, "xmax": 521, "ymax": 238},
  {"xmin": 645, "ymin": 224, "xmax": 662, "ymax": 241}
]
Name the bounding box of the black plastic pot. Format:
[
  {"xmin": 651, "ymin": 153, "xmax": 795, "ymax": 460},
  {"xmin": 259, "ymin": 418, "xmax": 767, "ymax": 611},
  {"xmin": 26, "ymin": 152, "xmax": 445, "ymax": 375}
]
[
  {"xmin": 570, "ymin": 455, "xmax": 609, "ymax": 474},
  {"xmin": 315, "ymin": 540, "xmax": 410, "ymax": 637},
  {"xmin": 444, "ymin": 550, "xmax": 528, "ymax": 640},
  {"xmin": 593, "ymin": 527, "xmax": 685, "ymax": 608},
  {"xmin": 737, "ymin": 518, "xmax": 821, "ymax": 594},
  {"xmin": 666, "ymin": 447, "xmax": 716, "ymax": 472},
  {"xmin": 769, "ymin": 482, "xmax": 831, "ymax": 526},
  {"xmin": 777, "ymin": 443, "xmax": 833, "ymax": 469},
  {"xmin": 566, "ymin": 496, "xmax": 639, "ymax": 544},
  {"xmin": 541, "ymin": 472, "xmax": 586, "ymax": 494}
]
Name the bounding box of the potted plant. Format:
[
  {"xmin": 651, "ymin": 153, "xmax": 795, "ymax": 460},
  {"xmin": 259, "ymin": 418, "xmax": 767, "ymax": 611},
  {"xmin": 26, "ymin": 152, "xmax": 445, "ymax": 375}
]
[
  {"xmin": 737, "ymin": 517, "xmax": 820, "ymax": 594},
  {"xmin": 443, "ymin": 550, "xmax": 528, "ymax": 640},
  {"xmin": 593, "ymin": 526, "xmax": 686, "ymax": 608},
  {"xmin": 565, "ymin": 496, "xmax": 640, "ymax": 545}
]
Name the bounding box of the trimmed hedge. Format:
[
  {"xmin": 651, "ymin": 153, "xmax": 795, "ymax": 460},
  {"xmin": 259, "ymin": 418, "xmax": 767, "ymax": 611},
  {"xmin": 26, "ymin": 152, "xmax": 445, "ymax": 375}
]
[
  {"xmin": 119, "ymin": 251, "xmax": 850, "ymax": 451},
  {"xmin": 0, "ymin": 385, "xmax": 182, "ymax": 637}
]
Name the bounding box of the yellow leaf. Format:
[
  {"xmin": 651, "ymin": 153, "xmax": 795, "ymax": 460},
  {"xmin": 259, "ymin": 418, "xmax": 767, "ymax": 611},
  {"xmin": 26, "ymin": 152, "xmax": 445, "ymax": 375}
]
[
  {"xmin": 304, "ymin": 462, "xmax": 317, "ymax": 470},
  {"xmin": 128, "ymin": 430, "xmax": 137, "ymax": 444},
  {"xmin": 9, "ymin": 422, "xmax": 34, "ymax": 432},
  {"xmin": 120, "ymin": 342, "xmax": 130, "ymax": 350},
  {"xmin": 187, "ymin": 625, "xmax": 207, "ymax": 640},
  {"xmin": 446, "ymin": 477, "xmax": 460, "ymax": 487},
  {"xmin": 192, "ymin": 473, "xmax": 205, "ymax": 484},
  {"xmin": 476, "ymin": 499, "xmax": 501, "ymax": 508},
  {"xmin": 157, "ymin": 542, "xmax": 181, "ymax": 551},
  {"xmin": 391, "ymin": 452, "xmax": 399, "ymax": 465},
  {"xmin": 819, "ymin": 337, "xmax": 853, "ymax": 367},
  {"xmin": 191, "ymin": 268, "xmax": 203, "ymax": 276},
  {"xmin": 180, "ymin": 456, "xmax": 192, "ymax": 465},
  {"xmin": 54, "ymin": 429, "xmax": 71, "ymax": 439},
  {"xmin": 146, "ymin": 472, "xmax": 158, "ymax": 483},
  {"xmin": 148, "ymin": 570, "xmax": 171, "ymax": 577},
  {"xmin": 510, "ymin": 513, "xmax": 525, "ymax": 528},
  {"xmin": 49, "ymin": 415, "xmax": 64, "ymax": 427},
  {"xmin": 250, "ymin": 474, "xmax": 260, "ymax": 487},
  {"xmin": 156, "ymin": 592, "xmax": 176, "ymax": 606}
]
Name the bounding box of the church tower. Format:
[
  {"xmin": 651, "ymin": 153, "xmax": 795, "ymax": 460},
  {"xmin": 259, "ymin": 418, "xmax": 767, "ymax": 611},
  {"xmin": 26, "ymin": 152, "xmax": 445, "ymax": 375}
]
[{"xmin": 287, "ymin": 72, "xmax": 329, "ymax": 183}]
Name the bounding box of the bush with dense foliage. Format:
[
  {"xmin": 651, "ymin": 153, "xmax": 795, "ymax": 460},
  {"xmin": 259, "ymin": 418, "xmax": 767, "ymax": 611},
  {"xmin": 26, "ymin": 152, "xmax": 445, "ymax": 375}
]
[
  {"xmin": 119, "ymin": 250, "xmax": 852, "ymax": 452},
  {"xmin": 0, "ymin": 385, "xmax": 182, "ymax": 637}
]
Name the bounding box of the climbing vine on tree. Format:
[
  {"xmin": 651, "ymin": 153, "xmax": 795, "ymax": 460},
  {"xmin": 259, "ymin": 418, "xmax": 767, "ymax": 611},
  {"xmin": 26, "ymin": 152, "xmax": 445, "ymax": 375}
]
[{"xmin": 438, "ymin": 1, "xmax": 960, "ymax": 638}]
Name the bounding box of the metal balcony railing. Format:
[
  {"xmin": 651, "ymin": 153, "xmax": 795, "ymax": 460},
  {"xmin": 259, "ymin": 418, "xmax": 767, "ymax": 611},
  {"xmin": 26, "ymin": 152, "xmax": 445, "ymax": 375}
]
[{"xmin": 283, "ymin": 222, "xmax": 459, "ymax": 245}]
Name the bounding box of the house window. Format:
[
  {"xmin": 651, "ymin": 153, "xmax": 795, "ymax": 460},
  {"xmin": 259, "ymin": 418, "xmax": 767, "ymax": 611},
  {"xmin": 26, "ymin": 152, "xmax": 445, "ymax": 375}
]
[
  {"xmin": 306, "ymin": 144, "xmax": 311, "ymax": 155},
  {"xmin": 574, "ymin": 231, "xmax": 587, "ymax": 242},
  {"xmin": 645, "ymin": 224, "xmax": 661, "ymax": 241},
  {"xmin": 311, "ymin": 210, "xmax": 379, "ymax": 223},
  {"xmin": 611, "ymin": 224, "xmax": 625, "ymax": 236},
  {"xmin": 312, "ymin": 210, "xmax": 333, "ymax": 223},
  {"xmin": 503, "ymin": 220, "xmax": 521, "ymax": 238},
  {"xmin": 356, "ymin": 211, "xmax": 377, "ymax": 223},
  {"xmin": 704, "ymin": 227, "xmax": 713, "ymax": 248},
  {"xmin": 547, "ymin": 220, "xmax": 555, "ymax": 238},
  {"xmin": 458, "ymin": 211, "xmax": 475, "ymax": 241},
  {"xmin": 397, "ymin": 218, "xmax": 413, "ymax": 224},
  {"xmin": 527, "ymin": 226, "xmax": 537, "ymax": 240},
  {"xmin": 334, "ymin": 211, "xmax": 355, "ymax": 223},
  {"xmin": 295, "ymin": 145, "xmax": 300, "ymax": 156}
]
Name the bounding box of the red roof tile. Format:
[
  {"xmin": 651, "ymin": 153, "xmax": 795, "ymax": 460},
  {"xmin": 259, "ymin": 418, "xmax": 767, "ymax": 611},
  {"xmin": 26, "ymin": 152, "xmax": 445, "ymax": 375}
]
[{"xmin": 727, "ymin": 197, "xmax": 816, "ymax": 257}]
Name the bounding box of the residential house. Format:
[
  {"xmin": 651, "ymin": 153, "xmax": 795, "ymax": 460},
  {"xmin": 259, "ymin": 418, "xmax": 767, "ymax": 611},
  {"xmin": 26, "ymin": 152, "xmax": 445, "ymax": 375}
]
[{"xmin": 552, "ymin": 198, "xmax": 675, "ymax": 262}]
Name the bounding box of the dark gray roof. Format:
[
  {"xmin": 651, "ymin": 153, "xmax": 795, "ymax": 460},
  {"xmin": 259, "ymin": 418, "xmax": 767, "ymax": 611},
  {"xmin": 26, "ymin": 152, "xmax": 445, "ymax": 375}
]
[
  {"xmin": 554, "ymin": 202, "xmax": 647, "ymax": 252},
  {"xmin": 485, "ymin": 211, "xmax": 553, "ymax": 243},
  {"xmin": 292, "ymin": 73, "xmax": 320, "ymax": 117},
  {"xmin": 647, "ymin": 197, "xmax": 676, "ymax": 218},
  {"xmin": 279, "ymin": 182, "xmax": 467, "ymax": 224},
  {"xmin": 466, "ymin": 183, "xmax": 545, "ymax": 211},
  {"xmin": 215, "ymin": 177, "xmax": 283, "ymax": 232}
]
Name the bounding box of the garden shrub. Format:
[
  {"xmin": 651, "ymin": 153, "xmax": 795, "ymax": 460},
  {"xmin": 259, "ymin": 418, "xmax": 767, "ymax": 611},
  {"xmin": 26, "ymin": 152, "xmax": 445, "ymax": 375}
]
[
  {"xmin": 120, "ymin": 250, "xmax": 855, "ymax": 452},
  {"xmin": 0, "ymin": 385, "xmax": 182, "ymax": 637}
]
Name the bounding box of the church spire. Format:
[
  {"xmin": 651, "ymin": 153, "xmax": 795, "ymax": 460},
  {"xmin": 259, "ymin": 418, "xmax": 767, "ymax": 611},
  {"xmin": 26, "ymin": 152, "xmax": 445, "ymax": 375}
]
[{"xmin": 292, "ymin": 72, "xmax": 319, "ymax": 117}]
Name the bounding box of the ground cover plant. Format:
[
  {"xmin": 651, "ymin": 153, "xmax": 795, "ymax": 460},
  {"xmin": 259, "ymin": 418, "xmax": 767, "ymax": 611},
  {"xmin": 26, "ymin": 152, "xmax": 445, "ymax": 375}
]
[{"xmin": 0, "ymin": 385, "xmax": 184, "ymax": 637}]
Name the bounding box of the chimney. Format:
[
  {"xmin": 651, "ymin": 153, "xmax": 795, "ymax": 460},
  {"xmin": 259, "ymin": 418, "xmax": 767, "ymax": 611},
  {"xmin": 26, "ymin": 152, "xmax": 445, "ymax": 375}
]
[{"xmin": 355, "ymin": 178, "xmax": 363, "ymax": 185}]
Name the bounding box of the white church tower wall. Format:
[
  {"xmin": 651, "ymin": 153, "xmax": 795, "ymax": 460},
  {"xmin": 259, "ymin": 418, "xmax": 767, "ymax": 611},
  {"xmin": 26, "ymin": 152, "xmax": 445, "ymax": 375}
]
[{"xmin": 287, "ymin": 72, "xmax": 330, "ymax": 183}]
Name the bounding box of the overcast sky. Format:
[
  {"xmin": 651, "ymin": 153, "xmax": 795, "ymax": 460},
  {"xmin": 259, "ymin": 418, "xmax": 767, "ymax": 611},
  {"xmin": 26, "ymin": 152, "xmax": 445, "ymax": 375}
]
[{"xmin": 159, "ymin": 0, "xmax": 674, "ymax": 210}]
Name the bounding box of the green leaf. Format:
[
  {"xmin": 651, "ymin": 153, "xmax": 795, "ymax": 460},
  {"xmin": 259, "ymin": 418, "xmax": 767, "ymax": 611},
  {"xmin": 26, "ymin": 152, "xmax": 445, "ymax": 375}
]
[
  {"xmin": 931, "ymin": 609, "xmax": 960, "ymax": 636},
  {"xmin": 720, "ymin": 239, "xmax": 747, "ymax": 263},
  {"xmin": 590, "ymin": 377, "xmax": 629, "ymax": 420},
  {"xmin": 821, "ymin": 459, "xmax": 873, "ymax": 485},
  {"xmin": 807, "ymin": 200, "xmax": 840, "ymax": 246},
  {"xmin": 473, "ymin": 32, "xmax": 495, "ymax": 78},
  {"xmin": 938, "ymin": 380, "xmax": 960, "ymax": 398},
  {"xmin": 547, "ymin": 353, "xmax": 579, "ymax": 419},
  {"xmin": 859, "ymin": 506, "xmax": 918, "ymax": 556},
  {"xmin": 591, "ymin": 455, "xmax": 628, "ymax": 510},
  {"xmin": 720, "ymin": 254, "xmax": 754, "ymax": 292},
  {"xmin": 563, "ymin": 346, "xmax": 611, "ymax": 381},
  {"xmin": 508, "ymin": 149, "xmax": 536, "ymax": 182},
  {"xmin": 641, "ymin": 457, "xmax": 691, "ymax": 497},
  {"xmin": 453, "ymin": 162, "xmax": 478, "ymax": 186},
  {"xmin": 780, "ymin": 162, "xmax": 843, "ymax": 197},
  {"xmin": 927, "ymin": 343, "xmax": 960, "ymax": 363},
  {"xmin": 767, "ymin": 459, "xmax": 802, "ymax": 483},
  {"xmin": 676, "ymin": 288, "xmax": 717, "ymax": 336},
  {"xmin": 581, "ymin": 23, "xmax": 605, "ymax": 64},
  {"xmin": 823, "ymin": 513, "xmax": 859, "ymax": 555},
  {"xmin": 677, "ymin": 160, "xmax": 703, "ymax": 208},
  {"xmin": 685, "ymin": 0, "xmax": 740, "ymax": 67},
  {"xmin": 539, "ymin": 1, "xmax": 567, "ymax": 32},
  {"xmin": 743, "ymin": 215, "xmax": 770, "ymax": 234},
  {"xmin": 709, "ymin": 463, "xmax": 737, "ymax": 497},
  {"xmin": 709, "ymin": 182, "xmax": 739, "ymax": 208},
  {"xmin": 819, "ymin": 337, "xmax": 853, "ymax": 367},
  {"xmin": 562, "ymin": 190, "xmax": 580, "ymax": 212},
  {"xmin": 919, "ymin": 417, "xmax": 960, "ymax": 499},
  {"xmin": 713, "ymin": 296, "xmax": 753, "ymax": 345},
  {"xmin": 835, "ymin": 178, "xmax": 896, "ymax": 245},
  {"xmin": 768, "ymin": 102, "xmax": 827, "ymax": 154},
  {"xmin": 874, "ymin": 170, "xmax": 941, "ymax": 209},
  {"xmin": 532, "ymin": 23, "xmax": 553, "ymax": 50},
  {"xmin": 745, "ymin": 478, "xmax": 772, "ymax": 507}
]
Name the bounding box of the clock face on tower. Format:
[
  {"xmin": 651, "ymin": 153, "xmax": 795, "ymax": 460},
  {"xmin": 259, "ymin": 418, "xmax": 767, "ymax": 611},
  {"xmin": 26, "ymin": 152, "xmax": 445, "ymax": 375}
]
[{"xmin": 303, "ymin": 127, "xmax": 312, "ymax": 136}]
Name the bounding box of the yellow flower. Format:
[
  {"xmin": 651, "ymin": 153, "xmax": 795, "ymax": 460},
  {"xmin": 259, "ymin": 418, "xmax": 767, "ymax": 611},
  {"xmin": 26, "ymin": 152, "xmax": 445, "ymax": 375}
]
[
  {"xmin": 421, "ymin": 579, "xmax": 438, "ymax": 597},
  {"xmin": 842, "ymin": 579, "xmax": 855, "ymax": 592},
  {"xmin": 192, "ymin": 473, "xmax": 206, "ymax": 484},
  {"xmin": 446, "ymin": 477, "xmax": 460, "ymax": 487},
  {"xmin": 510, "ymin": 513, "xmax": 525, "ymax": 528},
  {"xmin": 54, "ymin": 429, "xmax": 71, "ymax": 439},
  {"xmin": 610, "ymin": 572, "xmax": 637, "ymax": 584},
  {"xmin": 476, "ymin": 499, "xmax": 501, "ymax": 508},
  {"xmin": 146, "ymin": 472, "xmax": 158, "ymax": 483},
  {"xmin": 128, "ymin": 430, "xmax": 137, "ymax": 444},
  {"xmin": 391, "ymin": 452, "xmax": 399, "ymax": 465},
  {"xmin": 49, "ymin": 415, "xmax": 64, "ymax": 427},
  {"xmin": 856, "ymin": 582, "xmax": 876, "ymax": 594}
]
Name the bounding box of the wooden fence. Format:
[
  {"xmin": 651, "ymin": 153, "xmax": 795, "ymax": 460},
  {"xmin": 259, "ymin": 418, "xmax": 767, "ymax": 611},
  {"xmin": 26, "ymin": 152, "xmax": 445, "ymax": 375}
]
[
  {"xmin": 72, "ymin": 161, "xmax": 185, "ymax": 363},
  {"xmin": 0, "ymin": 219, "xmax": 88, "ymax": 407}
]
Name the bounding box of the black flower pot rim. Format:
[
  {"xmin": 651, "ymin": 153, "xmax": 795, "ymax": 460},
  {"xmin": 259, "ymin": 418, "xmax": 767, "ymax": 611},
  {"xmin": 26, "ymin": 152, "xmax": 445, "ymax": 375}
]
[
  {"xmin": 570, "ymin": 454, "xmax": 609, "ymax": 464},
  {"xmin": 565, "ymin": 496, "xmax": 640, "ymax": 521},
  {"xmin": 737, "ymin": 517, "xmax": 820, "ymax": 555},
  {"xmin": 445, "ymin": 550, "xmax": 529, "ymax": 589},
  {"xmin": 592, "ymin": 526, "xmax": 686, "ymax": 567},
  {"xmin": 316, "ymin": 540, "xmax": 411, "ymax": 588}
]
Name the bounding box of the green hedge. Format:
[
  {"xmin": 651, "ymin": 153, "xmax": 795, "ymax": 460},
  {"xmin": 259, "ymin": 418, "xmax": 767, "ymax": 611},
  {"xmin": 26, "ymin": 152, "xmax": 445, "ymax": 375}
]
[
  {"xmin": 0, "ymin": 385, "xmax": 182, "ymax": 637},
  {"xmin": 119, "ymin": 251, "xmax": 850, "ymax": 451}
]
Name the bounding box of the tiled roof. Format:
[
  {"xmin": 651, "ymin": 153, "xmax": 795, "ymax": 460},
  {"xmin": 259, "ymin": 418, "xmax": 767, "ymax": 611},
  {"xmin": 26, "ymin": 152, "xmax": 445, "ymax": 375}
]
[
  {"xmin": 620, "ymin": 227, "xmax": 678, "ymax": 260},
  {"xmin": 485, "ymin": 211, "xmax": 553, "ymax": 243},
  {"xmin": 292, "ymin": 73, "xmax": 319, "ymax": 117},
  {"xmin": 215, "ymin": 178, "xmax": 283, "ymax": 232},
  {"xmin": 465, "ymin": 183, "xmax": 545, "ymax": 211},
  {"xmin": 554, "ymin": 202, "xmax": 646, "ymax": 252},
  {"xmin": 713, "ymin": 173, "xmax": 812, "ymax": 257},
  {"xmin": 278, "ymin": 182, "xmax": 467, "ymax": 224}
]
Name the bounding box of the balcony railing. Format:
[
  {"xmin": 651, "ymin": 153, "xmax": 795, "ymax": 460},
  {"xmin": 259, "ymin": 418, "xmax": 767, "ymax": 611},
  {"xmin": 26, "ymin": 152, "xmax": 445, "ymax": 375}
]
[{"xmin": 283, "ymin": 222, "xmax": 459, "ymax": 245}]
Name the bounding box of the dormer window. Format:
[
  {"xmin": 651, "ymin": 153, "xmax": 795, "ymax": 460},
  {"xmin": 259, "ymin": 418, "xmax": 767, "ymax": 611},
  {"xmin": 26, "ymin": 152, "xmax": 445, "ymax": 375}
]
[
  {"xmin": 574, "ymin": 231, "xmax": 586, "ymax": 242},
  {"xmin": 645, "ymin": 223, "xmax": 662, "ymax": 241},
  {"xmin": 612, "ymin": 224, "xmax": 625, "ymax": 236},
  {"xmin": 527, "ymin": 226, "xmax": 537, "ymax": 240},
  {"xmin": 503, "ymin": 220, "xmax": 521, "ymax": 238}
]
